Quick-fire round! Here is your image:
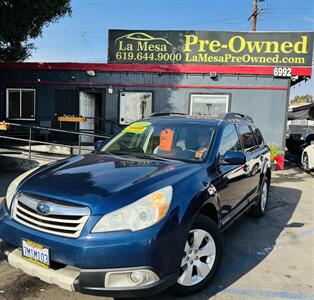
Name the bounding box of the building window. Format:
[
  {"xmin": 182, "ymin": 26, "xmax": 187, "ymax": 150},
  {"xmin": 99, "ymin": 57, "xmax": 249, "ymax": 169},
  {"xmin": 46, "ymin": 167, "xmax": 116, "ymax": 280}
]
[
  {"xmin": 190, "ymin": 94, "xmax": 229, "ymax": 116},
  {"xmin": 6, "ymin": 88, "xmax": 36, "ymax": 120}
]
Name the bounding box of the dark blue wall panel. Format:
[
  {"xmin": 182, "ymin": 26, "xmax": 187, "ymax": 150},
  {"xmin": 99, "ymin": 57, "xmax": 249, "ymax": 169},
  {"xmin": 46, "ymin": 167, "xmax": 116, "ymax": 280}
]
[{"xmin": 0, "ymin": 68, "xmax": 289, "ymax": 147}]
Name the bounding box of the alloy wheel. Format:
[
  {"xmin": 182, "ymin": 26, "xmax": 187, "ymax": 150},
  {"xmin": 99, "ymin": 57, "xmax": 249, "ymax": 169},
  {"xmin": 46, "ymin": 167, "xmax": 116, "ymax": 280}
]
[
  {"xmin": 178, "ymin": 229, "xmax": 216, "ymax": 286},
  {"xmin": 303, "ymin": 153, "xmax": 309, "ymax": 171},
  {"xmin": 260, "ymin": 181, "xmax": 268, "ymax": 213}
]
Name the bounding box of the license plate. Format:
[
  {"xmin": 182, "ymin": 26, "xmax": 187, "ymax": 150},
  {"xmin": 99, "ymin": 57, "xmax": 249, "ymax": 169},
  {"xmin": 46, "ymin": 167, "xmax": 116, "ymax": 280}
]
[{"xmin": 22, "ymin": 239, "xmax": 50, "ymax": 268}]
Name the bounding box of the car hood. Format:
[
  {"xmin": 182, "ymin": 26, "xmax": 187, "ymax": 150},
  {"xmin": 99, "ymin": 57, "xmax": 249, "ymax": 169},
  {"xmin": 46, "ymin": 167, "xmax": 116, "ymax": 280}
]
[{"xmin": 19, "ymin": 154, "xmax": 201, "ymax": 213}]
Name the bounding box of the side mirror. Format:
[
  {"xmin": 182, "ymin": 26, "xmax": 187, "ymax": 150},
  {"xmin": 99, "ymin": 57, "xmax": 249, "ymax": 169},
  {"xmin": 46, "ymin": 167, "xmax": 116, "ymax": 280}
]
[
  {"xmin": 94, "ymin": 139, "xmax": 107, "ymax": 152},
  {"xmin": 220, "ymin": 150, "xmax": 246, "ymax": 165}
]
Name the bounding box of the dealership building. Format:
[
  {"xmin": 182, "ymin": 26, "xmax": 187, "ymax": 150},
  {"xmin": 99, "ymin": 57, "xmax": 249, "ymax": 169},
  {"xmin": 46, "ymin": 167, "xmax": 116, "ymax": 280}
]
[{"xmin": 0, "ymin": 30, "xmax": 313, "ymax": 148}]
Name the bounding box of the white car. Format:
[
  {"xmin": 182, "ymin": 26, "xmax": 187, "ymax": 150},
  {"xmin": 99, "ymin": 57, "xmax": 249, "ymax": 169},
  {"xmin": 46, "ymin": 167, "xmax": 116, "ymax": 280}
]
[{"xmin": 301, "ymin": 143, "xmax": 314, "ymax": 172}]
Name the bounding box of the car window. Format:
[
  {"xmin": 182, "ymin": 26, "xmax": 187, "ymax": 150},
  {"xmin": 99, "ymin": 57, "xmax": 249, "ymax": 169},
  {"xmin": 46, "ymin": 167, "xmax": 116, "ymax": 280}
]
[
  {"xmin": 305, "ymin": 134, "xmax": 314, "ymax": 144},
  {"xmin": 238, "ymin": 124, "xmax": 258, "ymax": 152},
  {"xmin": 218, "ymin": 124, "xmax": 241, "ymax": 157},
  {"xmin": 253, "ymin": 127, "xmax": 264, "ymax": 147},
  {"xmin": 101, "ymin": 121, "xmax": 216, "ymax": 163}
]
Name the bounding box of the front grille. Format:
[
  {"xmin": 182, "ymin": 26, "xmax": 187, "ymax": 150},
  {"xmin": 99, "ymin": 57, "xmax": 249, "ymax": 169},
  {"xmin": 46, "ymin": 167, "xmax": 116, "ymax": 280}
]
[{"xmin": 12, "ymin": 193, "xmax": 90, "ymax": 238}]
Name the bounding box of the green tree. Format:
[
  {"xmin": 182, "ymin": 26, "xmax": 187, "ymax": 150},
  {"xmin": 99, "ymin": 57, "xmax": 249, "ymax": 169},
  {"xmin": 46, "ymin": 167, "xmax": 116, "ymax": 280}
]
[
  {"xmin": 290, "ymin": 94, "xmax": 313, "ymax": 106},
  {"xmin": 0, "ymin": 0, "xmax": 71, "ymax": 61}
]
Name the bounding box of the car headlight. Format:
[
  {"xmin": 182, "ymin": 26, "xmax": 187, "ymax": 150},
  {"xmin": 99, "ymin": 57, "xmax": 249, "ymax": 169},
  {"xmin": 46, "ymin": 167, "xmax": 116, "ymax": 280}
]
[
  {"xmin": 92, "ymin": 186, "xmax": 173, "ymax": 233},
  {"xmin": 6, "ymin": 167, "xmax": 39, "ymax": 210}
]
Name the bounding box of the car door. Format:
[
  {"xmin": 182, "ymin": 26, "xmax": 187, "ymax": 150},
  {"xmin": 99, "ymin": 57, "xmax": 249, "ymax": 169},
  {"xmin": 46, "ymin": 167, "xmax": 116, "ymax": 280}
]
[
  {"xmin": 213, "ymin": 123, "xmax": 250, "ymax": 221},
  {"xmin": 306, "ymin": 143, "xmax": 314, "ymax": 169},
  {"xmin": 237, "ymin": 124, "xmax": 262, "ymax": 200}
]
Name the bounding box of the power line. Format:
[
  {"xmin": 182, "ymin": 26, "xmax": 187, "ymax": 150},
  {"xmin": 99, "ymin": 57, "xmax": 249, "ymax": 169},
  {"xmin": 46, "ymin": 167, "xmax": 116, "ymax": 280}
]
[
  {"xmin": 80, "ymin": 32, "xmax": 98, "ymax": 61},
  {"xmin": 159, "ymin": 17, "xmax": 249, "ymax": 28}
]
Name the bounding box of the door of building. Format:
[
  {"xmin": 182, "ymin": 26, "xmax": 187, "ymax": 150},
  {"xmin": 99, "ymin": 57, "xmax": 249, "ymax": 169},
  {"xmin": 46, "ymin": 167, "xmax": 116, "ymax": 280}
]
[
  {"xmin": 79, "ymin": 91, "xmax": 96, "ymax": 144},
  {"xmin": 190, "ymin": 94, "xmax": 229, "ymax": 116},
  {"xmin": 54, "ymin": 89, "xmax": 79, "ymax": 143}
]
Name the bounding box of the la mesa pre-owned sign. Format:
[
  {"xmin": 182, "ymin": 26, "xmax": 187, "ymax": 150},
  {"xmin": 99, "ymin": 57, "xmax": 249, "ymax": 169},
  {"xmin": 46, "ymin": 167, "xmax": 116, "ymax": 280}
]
[{"xmin": 108, "ymin": 30, "xmax": 314, "ymax": 67}]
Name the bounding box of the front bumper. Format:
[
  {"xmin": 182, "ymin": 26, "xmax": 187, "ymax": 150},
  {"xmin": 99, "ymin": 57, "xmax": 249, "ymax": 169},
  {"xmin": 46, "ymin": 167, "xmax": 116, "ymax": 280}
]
[
  {"xmin": 0, "ymin": 197, "xmax": 187, "ymax": 297},
  {"xmin": 0, "ymin": 199, "xmax": 188, "ymax": 273},
  {"xmin": 0, "ymin": 238, "xmax": 178, "ymax": 297}
]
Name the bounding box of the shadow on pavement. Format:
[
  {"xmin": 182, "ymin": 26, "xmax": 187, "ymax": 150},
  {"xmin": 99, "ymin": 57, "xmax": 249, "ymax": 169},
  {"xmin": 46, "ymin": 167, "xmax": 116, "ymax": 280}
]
[
  {"xmin": 271, "ymin": 163, "xmax": 313, "ymax": 184},
  {"xmin": 0, "ymin": 171, "xmax": 23, "ymax": 198},
  {"xmin": 125, "ymin": 184, "xmax": 302, "ymax": 300}
]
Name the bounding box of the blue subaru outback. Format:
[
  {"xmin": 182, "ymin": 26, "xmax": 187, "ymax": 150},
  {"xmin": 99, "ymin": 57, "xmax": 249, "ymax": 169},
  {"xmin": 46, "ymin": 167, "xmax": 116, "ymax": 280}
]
[{"xmin": 0, "ymin": 113, "xmax": 271, "ymax": 297}]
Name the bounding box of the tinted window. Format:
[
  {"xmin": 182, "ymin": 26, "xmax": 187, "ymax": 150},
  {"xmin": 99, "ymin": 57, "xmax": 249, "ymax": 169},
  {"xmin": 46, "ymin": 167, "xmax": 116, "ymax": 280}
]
[
  {"xmin": 238, "ymin": 124, "xmax": 258, "ymax": 152},
  {"xmin": 22, "ymin": 90, "xmax": 35, "ymax": 118},
  {"xmin": 8, "ymin": 90, "xmax": 20, "ymax": 118},
  {"xmin": 253, "ymin": 127, "xmax": 264, "ymax": 147},
  {"xmin": 218, "ymin": 124, "xmax": 241, "ymax": 156},
  {"xmin": 305, "ymin": 134, "xmax": 314, "ymax": 144},
  {"xmin": 7, "ymin": 89, "xmax": 35, "ymax": 119}
]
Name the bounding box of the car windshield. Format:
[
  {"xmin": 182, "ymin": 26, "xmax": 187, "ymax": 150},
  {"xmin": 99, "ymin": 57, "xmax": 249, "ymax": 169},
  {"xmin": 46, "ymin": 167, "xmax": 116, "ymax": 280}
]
[{"xmin": 100, "ymin": 121, "xmax": 216, "ymax": 163}]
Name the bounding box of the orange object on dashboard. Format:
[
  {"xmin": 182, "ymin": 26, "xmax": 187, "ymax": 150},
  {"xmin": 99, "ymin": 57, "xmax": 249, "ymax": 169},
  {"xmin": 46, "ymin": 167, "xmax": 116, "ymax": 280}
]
[{"xmin": 159, "ymin": 128, "xmax": 174, "ymax": 151}]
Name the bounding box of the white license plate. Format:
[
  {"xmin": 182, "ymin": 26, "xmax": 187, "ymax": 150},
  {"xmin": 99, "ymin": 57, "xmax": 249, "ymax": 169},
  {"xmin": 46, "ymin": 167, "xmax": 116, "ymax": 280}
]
[{"xmin": 22, "ymin": 240, "xmax": 50, "ymax": 268}]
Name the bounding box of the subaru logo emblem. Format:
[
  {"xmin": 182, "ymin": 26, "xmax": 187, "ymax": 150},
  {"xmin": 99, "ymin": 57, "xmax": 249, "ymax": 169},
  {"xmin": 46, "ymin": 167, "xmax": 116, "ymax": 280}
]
[{"xmin": 37, "ymin": 202, "xmax": 51, "ymax": 215}]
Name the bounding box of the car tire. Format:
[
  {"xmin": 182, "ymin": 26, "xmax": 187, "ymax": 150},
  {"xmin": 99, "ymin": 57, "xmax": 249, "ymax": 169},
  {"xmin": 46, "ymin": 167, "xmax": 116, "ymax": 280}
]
[
  {"xmin": 169, "ymin": 215, "xmax": 223, "ymax": 296},
  {"xmin": 302, "ymin": 152, "xmax": 310, "ymax": 172},
  {"xmin": 250, "ymin": 177, "xmax": 269, "ymax": 218}
]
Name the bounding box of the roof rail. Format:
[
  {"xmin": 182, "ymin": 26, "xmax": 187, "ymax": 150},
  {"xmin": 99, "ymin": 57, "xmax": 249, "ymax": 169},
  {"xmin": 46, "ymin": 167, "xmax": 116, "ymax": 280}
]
[
  {"xmin": 218, "ymin": 112, "xmax": 254, "ymax": 123},
  {"xmin": 149, "ymin": 112, "xmax": 187, "ymax": 117}
]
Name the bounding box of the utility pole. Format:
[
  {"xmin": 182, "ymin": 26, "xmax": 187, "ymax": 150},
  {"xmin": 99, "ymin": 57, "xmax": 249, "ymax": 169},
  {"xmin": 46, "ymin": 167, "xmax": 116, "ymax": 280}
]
[
  {"xmin": 252, "ymin": 0, "xmax": 257, "ymax": 31},
  {"xmin": 248, "ymin": 0, "xmax": 260, "ymax": 31}
]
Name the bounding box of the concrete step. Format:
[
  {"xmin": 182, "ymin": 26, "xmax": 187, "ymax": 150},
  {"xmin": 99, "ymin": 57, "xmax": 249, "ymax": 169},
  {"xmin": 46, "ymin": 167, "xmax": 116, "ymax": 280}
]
[
  {"xmin": 0, "ymin": 151, "xmax": 63, "ymax": 171},
  {"xmin": 0, "ymin": 154, "xmax": 47, "ymax": 171},
  {"xmin": 0, "ymin": 141, "xmax": 95, "ymax": 171}
]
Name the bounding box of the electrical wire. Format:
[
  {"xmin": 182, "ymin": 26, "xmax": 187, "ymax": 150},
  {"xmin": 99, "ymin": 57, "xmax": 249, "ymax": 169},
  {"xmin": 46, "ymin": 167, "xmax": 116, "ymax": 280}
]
[{"xmin": 80, "ymin": 32, "xmax": 98, "ymax": 61}]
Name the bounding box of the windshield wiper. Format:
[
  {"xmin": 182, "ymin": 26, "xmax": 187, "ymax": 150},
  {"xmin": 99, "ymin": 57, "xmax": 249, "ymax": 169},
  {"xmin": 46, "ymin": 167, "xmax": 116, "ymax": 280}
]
[
  {"xmin": 100, "ymin": 151, "xmax": 177, "ymax": 162},
  {"xmin": 101, "ymin": 151, "xmax": 129, "ymax": 156},
  {"xmin": 137, "ymin": 154, "xmax": 177, "ymax": 162}
]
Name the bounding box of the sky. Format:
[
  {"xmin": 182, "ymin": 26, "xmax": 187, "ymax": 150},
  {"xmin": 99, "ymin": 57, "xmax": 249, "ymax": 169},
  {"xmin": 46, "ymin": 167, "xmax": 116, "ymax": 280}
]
[{"xmin": 27, "ymin": 0, "xmax": 314, "ymax": 99}]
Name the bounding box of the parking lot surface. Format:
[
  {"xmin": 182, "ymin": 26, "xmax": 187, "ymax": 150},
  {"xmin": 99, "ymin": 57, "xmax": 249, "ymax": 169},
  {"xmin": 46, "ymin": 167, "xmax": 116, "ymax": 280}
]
[{"xmin": 0, "ymin": 166, "xmax": 313, "ymax": 300}]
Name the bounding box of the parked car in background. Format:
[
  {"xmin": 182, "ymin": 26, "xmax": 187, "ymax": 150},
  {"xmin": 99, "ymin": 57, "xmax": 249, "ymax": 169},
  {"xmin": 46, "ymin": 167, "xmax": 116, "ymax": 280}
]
[
  {"xmin": 301, "ymin": 142, "xmax": 314, "ymax": 172},
  {"xmin": 300, "ymin": 133, "xmax": 314, "ymax": 155},
  {"xmin": 0, "ymin": 113, "xmax": 271, "ymax": 297},
  {"xmin": 286, "ymin": 120, "xmax": 314, "ymax": 156}
]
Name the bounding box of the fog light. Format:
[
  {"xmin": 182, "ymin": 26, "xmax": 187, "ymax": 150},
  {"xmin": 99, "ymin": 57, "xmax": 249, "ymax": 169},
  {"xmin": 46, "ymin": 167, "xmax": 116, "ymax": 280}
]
[
  {"xmin": 105, "ymin": 269, "xmax": 159, "ymax": 288},
  {"xmin": 129, "ymin": 271, "xmax": 148, "ymax": 285}
]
